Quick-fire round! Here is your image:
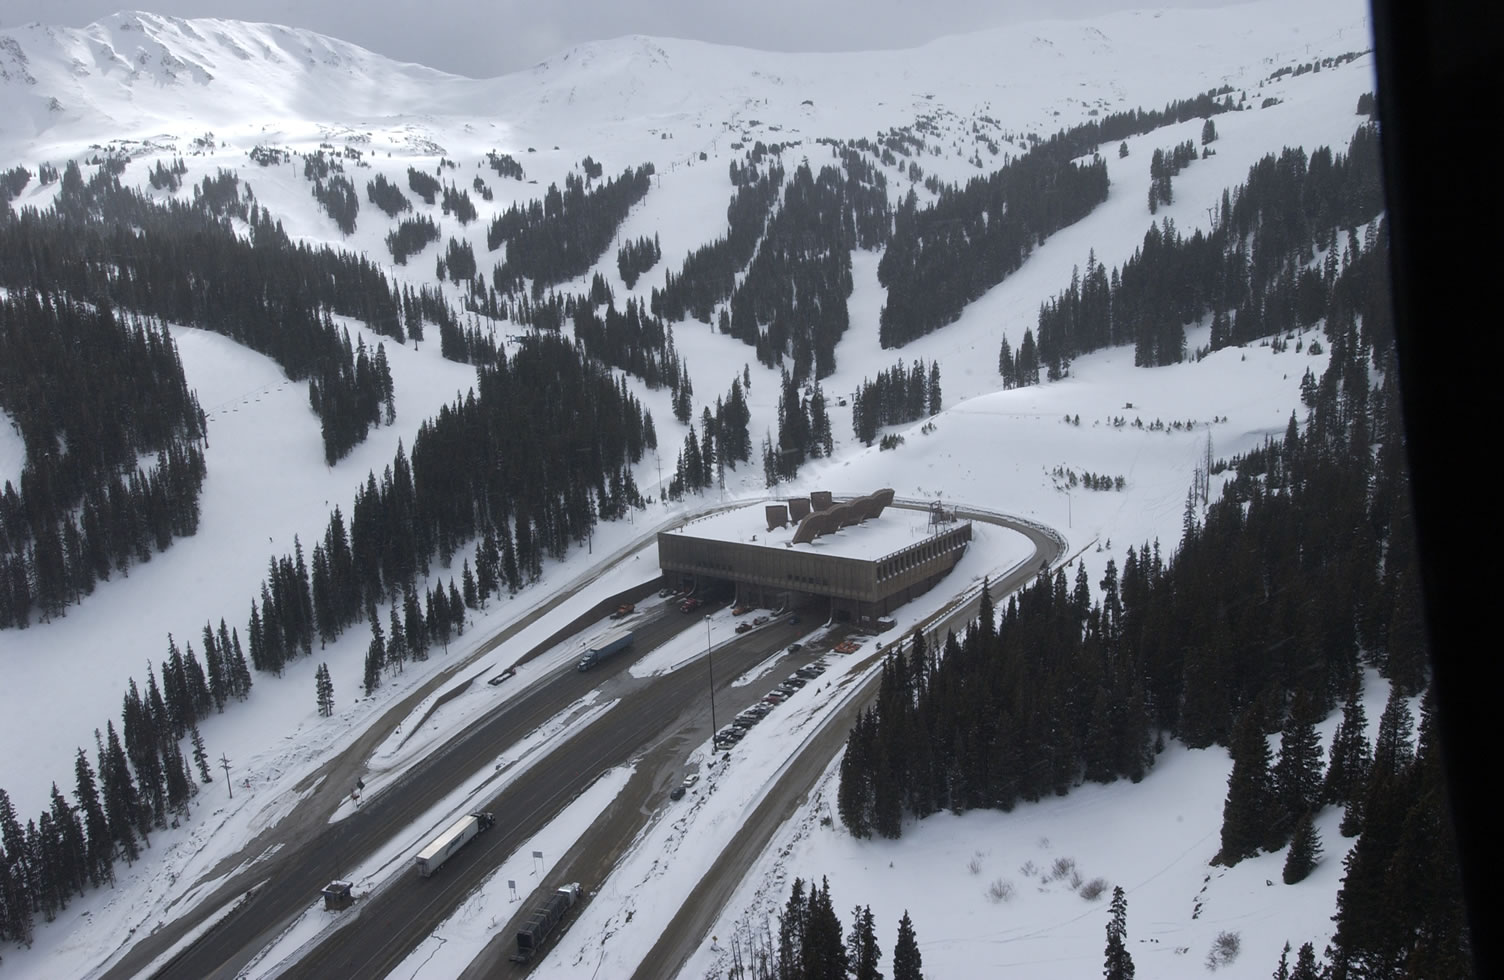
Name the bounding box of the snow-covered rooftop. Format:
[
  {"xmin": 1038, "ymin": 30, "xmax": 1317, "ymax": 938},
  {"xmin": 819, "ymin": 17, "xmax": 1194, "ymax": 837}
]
[{"xmin": 664, "ymin": 499, "xmax": 959, "ymax": 562}]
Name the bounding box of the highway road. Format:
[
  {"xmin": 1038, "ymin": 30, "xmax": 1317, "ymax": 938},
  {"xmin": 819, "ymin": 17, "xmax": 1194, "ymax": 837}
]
[
  {"xmin": 111, "ymin": 500, "xmax": 1060, "ymax": 979},
  {"xmin": 127, "ymin": 601, "xmax": 712, "ymax": 979},
  {"xmin": 278, "ymin": 611, "xmax": 813, "ymax": 979}
]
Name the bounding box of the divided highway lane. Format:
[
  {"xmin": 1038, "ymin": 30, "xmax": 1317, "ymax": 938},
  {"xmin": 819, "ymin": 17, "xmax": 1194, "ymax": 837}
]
[
  {"xmin": 149, "ymin": 603, "xmax": 713, "ymax": 980},
  {"xmin": 281, "ymin": 616, "xmax": 806, "ymax": 979}
]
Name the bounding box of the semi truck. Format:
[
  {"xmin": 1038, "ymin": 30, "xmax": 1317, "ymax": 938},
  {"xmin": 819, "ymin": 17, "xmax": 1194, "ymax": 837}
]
[
  {"xmin": 414, "ymin": 812, "xmax": 494, "ymax": 877},
  {"xmin": 511, "ymin": 883, "xmax": 583, "ymax": 964},
  {"xmin": 576, "ymin": 625, "xmax": 634, "ymax": 671}
]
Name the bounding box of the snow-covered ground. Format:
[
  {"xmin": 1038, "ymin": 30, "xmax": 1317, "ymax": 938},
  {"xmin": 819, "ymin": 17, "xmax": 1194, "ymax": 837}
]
[
  {"xmin": 0, "ymin": 0, "xmax": 1380, "ymax": 975},
  {"xmin": 683, "ymin": 671, "xmax": 1408, "ymax": 980}
]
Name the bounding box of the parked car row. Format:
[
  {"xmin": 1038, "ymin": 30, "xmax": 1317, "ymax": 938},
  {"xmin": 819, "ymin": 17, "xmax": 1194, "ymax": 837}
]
[{"xmin": 712, "ymin": 660, "xmax": 830, "ymax": 750}]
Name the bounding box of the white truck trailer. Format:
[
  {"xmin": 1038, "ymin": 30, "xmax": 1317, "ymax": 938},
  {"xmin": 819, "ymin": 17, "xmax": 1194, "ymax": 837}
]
[{"xmin": 414, "ymin": 811, "xmax": 494, "ymax": 877}]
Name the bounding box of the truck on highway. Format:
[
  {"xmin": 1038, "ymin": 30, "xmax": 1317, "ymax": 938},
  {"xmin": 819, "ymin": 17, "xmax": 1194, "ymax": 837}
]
[
  {"xmin": 609, "ymin": 602, "xmax": 635, "ymax": 619},
  {"xmin": 511, "ymin": 882, "xmax": 583, "ymax": 963},
  {"xmin": 576, "ymin": 625, "xmax": 634, "ymax": 671},
  {"xmin": 414, "ymin": 812, "xmax": 494, "ymax": 877}
]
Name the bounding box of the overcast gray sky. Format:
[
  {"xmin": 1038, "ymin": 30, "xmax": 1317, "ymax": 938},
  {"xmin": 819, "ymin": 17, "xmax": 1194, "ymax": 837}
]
[{"xmin": 1, "ymin": 0, "xmax": 1235, "ymax": 78}]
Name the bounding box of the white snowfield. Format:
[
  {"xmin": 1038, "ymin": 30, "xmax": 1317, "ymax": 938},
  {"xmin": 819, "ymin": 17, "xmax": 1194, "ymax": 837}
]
[{"xmin": 0, "ymin": 0, "xmax": 1385, "ymax": 976}]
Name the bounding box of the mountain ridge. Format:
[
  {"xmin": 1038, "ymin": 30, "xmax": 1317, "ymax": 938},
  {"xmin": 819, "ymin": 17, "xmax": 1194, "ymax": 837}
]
[{"xmin": 1, "ymin": 0, "xmax": 1370, "ymax": 164}]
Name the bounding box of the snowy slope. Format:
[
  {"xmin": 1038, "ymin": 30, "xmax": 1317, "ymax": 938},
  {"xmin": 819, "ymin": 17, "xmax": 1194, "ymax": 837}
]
[{"xmin": 0, "ymin": 0, "xmax": 1380, "ymax": 975}]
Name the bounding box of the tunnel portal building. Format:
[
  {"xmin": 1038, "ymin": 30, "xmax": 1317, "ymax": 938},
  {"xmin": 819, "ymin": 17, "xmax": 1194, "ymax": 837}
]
[{"xmin": 657, "ymin": 489, "xmax": 971, "ymax": 624}]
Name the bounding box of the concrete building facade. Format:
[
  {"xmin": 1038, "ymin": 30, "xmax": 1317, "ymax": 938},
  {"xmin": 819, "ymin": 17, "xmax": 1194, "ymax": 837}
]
[{"xmin": 658, "ymin": 491, "xmax": 971, "ymax": 624}]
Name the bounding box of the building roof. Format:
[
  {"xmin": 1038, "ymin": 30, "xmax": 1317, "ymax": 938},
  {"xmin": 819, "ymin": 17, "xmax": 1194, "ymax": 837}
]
[{"xmin": 664, "ymin": 500, "xmax": 950, "ymax": 563}]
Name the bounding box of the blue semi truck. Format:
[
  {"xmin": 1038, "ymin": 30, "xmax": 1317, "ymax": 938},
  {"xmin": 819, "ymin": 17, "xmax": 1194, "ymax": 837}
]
[{"xmin": 576, "ymin": 625, "xmax": 634, "ymax": 671}]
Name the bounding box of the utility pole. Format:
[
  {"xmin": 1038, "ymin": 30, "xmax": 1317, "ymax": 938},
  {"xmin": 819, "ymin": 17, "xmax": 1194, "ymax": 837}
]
[
  {"xmin": 705, "ymin": 615, "xmax": 717, "ymax": 735},
  {"xmin": 220, "ymin": 754, "xmax": 233, "ymax": 798}
]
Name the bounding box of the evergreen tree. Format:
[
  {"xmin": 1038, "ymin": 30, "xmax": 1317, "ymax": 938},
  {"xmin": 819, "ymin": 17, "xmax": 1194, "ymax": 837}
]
[
  {"xmin": 0, "ymin": 788, "xmax": 34, "ymax": 945},
  {"xmin": 804, "ymin": 877, "xmax": 848, "ymax": 979},
  {"xmin": 228, "ymin": 627, "xmax": 252, "ymax": 700},
  {"xmin": 997, "ymin": 333, "xmax": 1014, "ymax": 388},
  {"xmin": 185, "ymin": 724, "xmax": 209, "ymax": 785},
  {"xmin": 1271, "ymin": 690, "xmax": 1324, "ymax": 842},
  {"xmin": 848, "ymin": 904, "xmax": 883, "ymax": 980},
  {"xmin": 98, "ymin": 722, "xmax": 143, "ymax": 863},
  {"xmin": 403, "ymin": 584, "xmax": 426, "ymax": 660},
  {"xmin": 448, "ymin": 579, "xmax": 466, "ymax": 634},
  {"xmin": 48, "ymin": 781, "xmax": 87, "ymax": 901},
  {"xmin": 316, "ymin": 663, "xmax": 335, "ymax": 717},
  {"xmin": 1281, "ymin": 811, "xmax": 1322, "ymax": 884},
  {"xmin": 462, "ymin": 559, "xmax": 478, "ymax": 610},
  {"xmin": 777, "ymin": 877, "xmax": 807, "ymax": 980},
  {"xmin": 72, "ymin": 749, "xmax": 113, "ymax": 886},
  {"xmin": 1322, "ymin": 683, "xmax": 1371, "ymax": 806},
  {"xmin": 386, "ymin": 605, "xmax": 407, "ymax": 673},
  {"xmin": 1289, "ymin": 943, "xmax": 1321, "ymax": 980},
  {"xmin": 1273, "ymin": 941, "xmax": 1291, "ymax": 980},
  {"xmin": 363, "ymin": 614, "xmax": 384, "ymax": 695},
  {"xmin": 1103, "ymin": 886, "xmax": 1134, "ymax": 980},
  {"xmin": 1214, "ymin": 707, "xmax": 1273, "ymax": 865},
  {"xmin": 892, "ymin": 910, "xmax": 924, "ymax": 980},
  {"xmin": 1369, "ymin": 686, "xmax": 1415, "ymax": 785}
]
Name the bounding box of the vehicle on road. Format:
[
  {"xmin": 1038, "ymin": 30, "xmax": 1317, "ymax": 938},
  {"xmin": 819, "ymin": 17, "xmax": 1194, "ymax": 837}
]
[
  {"xmin": 610, "ymin": 602, "xmax": 635, "ymax": 619},
  {"xmin": 577, "ymin": 626, "xmax": 634, "ymax": 671},
  {"xmin": 680, "ymin": 597, "xmax": 703, "ymax": 613},
  {"xmin": 682, "ymin": 773, "xmax": 700, "ymax": 789},
  {"xmin": 414, "ymin": 812, "xmax": 494, "ymax": 877},
  {"xmin": 752, "ymin": 615, "xmax": 769, "ymax": 626},
  {"xmin": 732, "ymin": 605, "xmax": 752, "ymax": 616},
  {"xmin": 788, "ymin": 642, "xmax": 803, "ymax": 653},
  {"xmin": 511, "ymin": 883, "xmax": 583, "ymax": 963},
  {"xmin": 487, "ymin": 666, "xmax": 517, "ymax": 686},
  {"xmin": 670, "ymin": 785, "xmax": 686, "ymax": 800}
]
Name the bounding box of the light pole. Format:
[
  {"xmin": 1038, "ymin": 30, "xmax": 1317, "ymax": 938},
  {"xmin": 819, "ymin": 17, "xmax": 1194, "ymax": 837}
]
[{"xmin": 705, "ymin": 614, "xmax": 717, "ymax": 736}]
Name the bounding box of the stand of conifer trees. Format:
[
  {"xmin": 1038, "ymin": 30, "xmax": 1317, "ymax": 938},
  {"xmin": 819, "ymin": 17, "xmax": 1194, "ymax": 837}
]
[
  {"xmin": 841, "ymin": 199, "xmax": 1468, "ymax": 975},
  {"xmin": 0, "ymin": 159, "xmax": 411, "ymax": 467},
  {"xmin": 1026, "ymin": 123, "xmax": 1384, "ymax": 375},
  {"xmin": 0, "ymin": 292, "xmax": 206, "ymax": 627},
  {"xmin": 651, "ymin": 159, "xmax": 784, "ymax": 323},
  {"xmin": 487, "ymin": 165, "xmax": 654, "ymax": 295}
]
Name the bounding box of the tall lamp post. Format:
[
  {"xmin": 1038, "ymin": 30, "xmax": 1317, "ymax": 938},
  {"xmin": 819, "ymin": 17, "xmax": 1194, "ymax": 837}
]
[{"xmin": 705, "ymin": 614, "xmax": 717, "ymax": 736}]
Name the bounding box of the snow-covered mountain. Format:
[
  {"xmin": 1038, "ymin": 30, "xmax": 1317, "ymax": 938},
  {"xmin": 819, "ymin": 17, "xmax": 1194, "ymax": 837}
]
[
  {"xmin": 0, "ymin": 1, "xmax": 1390, "ymax": 977},
  {"xmin": 2, "ymin": 2, "xmax": 1368, "ymax": 168}
]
